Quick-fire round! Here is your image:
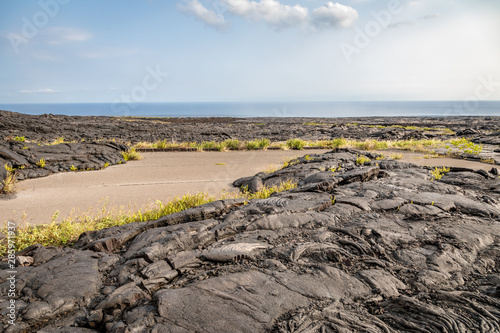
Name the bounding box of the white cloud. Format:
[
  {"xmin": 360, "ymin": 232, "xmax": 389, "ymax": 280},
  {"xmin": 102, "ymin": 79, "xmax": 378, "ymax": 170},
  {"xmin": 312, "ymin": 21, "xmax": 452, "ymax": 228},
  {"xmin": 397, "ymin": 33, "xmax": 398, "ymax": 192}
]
[
  {"xmin": 221, "ymin": 0, "xmax": 309, "ymax": 30},
  {"xmin": 44, "ymin": 27, "xmax": 92, "ymax": 45},
  {"xmin": 178, "ymin": 0, "xmax": 229, "ymax": 31},
  {"xmin": 178, "ymin": 0, "xmax": 358, "ymax": 31},
  {"xmin": 19, "ymin": 88, "xmax": 57, "ymax": 94},
  {"xmin": 310, "ymin": 2, "xmax": 358, "ymax": 29}
]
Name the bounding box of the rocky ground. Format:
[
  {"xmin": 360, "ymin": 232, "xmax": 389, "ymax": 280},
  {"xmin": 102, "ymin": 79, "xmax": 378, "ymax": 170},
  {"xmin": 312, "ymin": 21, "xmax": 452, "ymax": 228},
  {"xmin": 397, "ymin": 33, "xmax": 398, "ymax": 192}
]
[
  {"xmin": 1, "ymin": 148, "xmax": 499, "ymax": 332},
  {"xmin": 3, "ymin": 111, "xmax": 500, "ymax": 193},
  {"xmin": 0, "ymin": 140, "xmax": 128, "ymax": 193},
  {"xmin": 1, "ymin": 110, "xmax": 500, "ymax": 144}
]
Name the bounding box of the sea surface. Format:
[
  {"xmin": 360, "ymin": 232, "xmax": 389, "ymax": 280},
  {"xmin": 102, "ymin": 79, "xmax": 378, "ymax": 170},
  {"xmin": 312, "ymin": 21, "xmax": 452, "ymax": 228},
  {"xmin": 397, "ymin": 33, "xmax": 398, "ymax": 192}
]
[{"xmin": 1, "ymin": 101, "xmax": 499, "ymax": 118}]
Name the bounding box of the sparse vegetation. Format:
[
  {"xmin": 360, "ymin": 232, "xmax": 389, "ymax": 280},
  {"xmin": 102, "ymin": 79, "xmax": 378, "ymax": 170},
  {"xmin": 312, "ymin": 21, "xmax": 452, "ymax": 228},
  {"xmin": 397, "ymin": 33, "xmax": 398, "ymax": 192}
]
[
  {"xmin": 480, "ymin": 158, "xmax": 495, "ymax": 164},
  {"xmin": 286, "ymin": 139, "xmax": 307, "ymax": 150},
  {"xmin": 215, "ymin": 162, "xmax": 227, "ymax": 165},
  {"xmin": 1, "ymin": 164, "xmax": 17, "ymax": 194},
  {"xmin": 431, "ymin": 166, "xmax": 450, "ymax": 180},
  {"xmin": 14, "ymin": 136, "xmax": 26, "ymax": 142},
  {"xmin": 121, "ymin": 149, "xmax": 142, "ymax": 161},
  {"xmin": 51, "ymin": 137, "xmax": 65, "ymax": 145},
  {"xmin": 223, "ymin": 139, "xmax": 241, "ymax": 150},
  {"xmin": 36, "ymin": 158, "xmax": 46, "ymax": 168},
  {"xmin": 70, "ymin": 165, "xmax": 77, "ymax": 171},
  {"xmin": 304, "ymin": 122, "xmax": 328, "ymax": 126},
  {"xmin": 447, "ymin": 138, "xmax": 483, "ymax": 155},
  {"xmin": 356, "ymin": 155, "xmax": 371, "ymax": 165},
  {"xmin": 130, "ymin": 137, "xmax": 476, "ymax": 155},
  {"xmin": 0, "ymin": 180, "xmax": 297, "ymax": 255},
  {"xmin": 390, "ymin": 153, "xmax": 403, "ymax": 160}
]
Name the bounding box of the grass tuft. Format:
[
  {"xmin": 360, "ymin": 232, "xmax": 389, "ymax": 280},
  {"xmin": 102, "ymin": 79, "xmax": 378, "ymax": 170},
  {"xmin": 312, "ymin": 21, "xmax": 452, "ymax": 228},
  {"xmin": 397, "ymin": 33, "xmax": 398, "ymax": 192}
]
[
  {"xmin": 286, "ymin": 139, "xmax": 307, "ymax": 150},
  {"xmin": 390, "ymin": 153, "xmax": 403, "ymax": 160},
  {"xmin": 356, "ymin": 155, "xmax": 371, "ymax": 165},
  {"xmin": 1, "ymin": 165, "xmax": 17, "ymax": 194},
  {"xmin": 121, "ymin": 149, "xmax": 142, "ymax": 161},
  {"xmin": 36, "ymin": 158, "xmax": 46, "ymax": 168},
  {"xmin": 0, "ymin": 179, "xmax": 298, "ymax": 255},
  {"xmin": 431, "ymin": 166, "xmax": 450, "ymax": 181}
]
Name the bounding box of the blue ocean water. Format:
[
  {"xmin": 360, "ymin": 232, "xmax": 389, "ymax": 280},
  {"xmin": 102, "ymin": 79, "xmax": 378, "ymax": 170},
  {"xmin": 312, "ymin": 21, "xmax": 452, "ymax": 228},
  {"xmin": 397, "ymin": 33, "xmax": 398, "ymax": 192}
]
[{"xmin": 1, "ymin": 101, "xmax": 499, "ymax": 118}]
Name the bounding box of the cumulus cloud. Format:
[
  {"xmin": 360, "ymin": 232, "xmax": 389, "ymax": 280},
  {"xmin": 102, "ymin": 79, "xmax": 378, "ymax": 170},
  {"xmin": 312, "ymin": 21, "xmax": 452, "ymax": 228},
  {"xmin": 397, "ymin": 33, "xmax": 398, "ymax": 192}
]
[
  {"xmin": 310, "ymin": 2, "xmax": 358, "ymax": 29},
  {"xmin": 177, "ymin": 0, "xmax": 229, "ymax": 31},
  {"xmin": 19, "ymin": 88, "xmax": 57, "ymax": 94},
  {"xmin": 221, "ymin": 0, "xmax": 309, "ymax": 30},
  {"xmin": 178, "ymin": 0, "xmax": 358, "ymax": 31}
]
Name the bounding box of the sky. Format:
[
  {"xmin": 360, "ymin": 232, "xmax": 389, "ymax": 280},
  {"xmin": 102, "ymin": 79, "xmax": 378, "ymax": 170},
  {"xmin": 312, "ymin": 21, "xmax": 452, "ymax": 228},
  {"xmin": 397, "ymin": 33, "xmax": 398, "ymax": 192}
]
[{"xmin": 0, "ymin": 0, "xmax": 499, "ymax": 104}]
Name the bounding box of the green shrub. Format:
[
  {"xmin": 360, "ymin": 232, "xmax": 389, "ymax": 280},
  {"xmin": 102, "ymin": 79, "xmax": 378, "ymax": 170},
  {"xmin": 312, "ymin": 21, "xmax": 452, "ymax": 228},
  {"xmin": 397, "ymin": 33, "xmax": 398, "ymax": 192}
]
[
  {"xmin": 36, "ymin": 158, "xmax": 46, "ymax": 168},
  {"xmin": 431, "ymin": 167, "xmax": 450, "ymax": 180},
  {"xmin": 121, "ymin": 149, "xmax": 142, "ymax": 161},
  {"xmin": 286, "ymin": 139, "xmax": 307, "ymax": 150},
  {"xmin": 223, "ymin": 139, "xmax": 241, "ymax": 150},
  {"xmin": 356, "ymin": 155, "xmax": 371, "ymax": 165},
  {"xmin": 1, "ymin": 165, "xmax": 16, "ymax": 194}
]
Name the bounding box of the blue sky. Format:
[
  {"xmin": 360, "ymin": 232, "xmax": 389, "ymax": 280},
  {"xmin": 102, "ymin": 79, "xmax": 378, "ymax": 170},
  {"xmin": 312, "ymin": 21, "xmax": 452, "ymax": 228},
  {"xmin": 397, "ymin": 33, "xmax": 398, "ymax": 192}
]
[{"xmin": 0, "ymin": 0, "xmax": 499, "ymax": 103}]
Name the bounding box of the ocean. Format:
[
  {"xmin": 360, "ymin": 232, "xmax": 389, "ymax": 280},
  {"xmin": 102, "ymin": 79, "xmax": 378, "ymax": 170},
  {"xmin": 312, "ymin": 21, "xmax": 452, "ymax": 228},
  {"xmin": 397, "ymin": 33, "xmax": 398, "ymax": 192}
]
[{"xmin": 1, "ymin": 101, "xmax": 499, "ymax": 118}]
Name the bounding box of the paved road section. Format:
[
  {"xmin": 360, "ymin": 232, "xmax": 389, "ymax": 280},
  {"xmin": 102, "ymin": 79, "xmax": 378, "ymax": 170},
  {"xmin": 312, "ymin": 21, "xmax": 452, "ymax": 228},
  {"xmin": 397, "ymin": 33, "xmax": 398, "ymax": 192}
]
[
  {"xmin": 1, "ymin": 149, "xmax": 496, "ymax": 227},
  {"xmin": 0, "ymin": 150, "xmax": 329, "ymax": 226}
]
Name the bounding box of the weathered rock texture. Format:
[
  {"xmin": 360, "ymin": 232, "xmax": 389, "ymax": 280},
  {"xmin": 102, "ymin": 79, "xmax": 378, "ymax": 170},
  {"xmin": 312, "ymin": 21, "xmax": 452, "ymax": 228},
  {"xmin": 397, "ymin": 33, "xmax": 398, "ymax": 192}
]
[
  {"xmin": 0, "ymin": 140, "xmax": 127, "ymax": 191},
  {"xmin": 1, "ymin": 110, "xmax": 500, "ymax": 144},
  {"xmin": 2, "ymin": 149, "xmax": 500, "ymax": 332}
]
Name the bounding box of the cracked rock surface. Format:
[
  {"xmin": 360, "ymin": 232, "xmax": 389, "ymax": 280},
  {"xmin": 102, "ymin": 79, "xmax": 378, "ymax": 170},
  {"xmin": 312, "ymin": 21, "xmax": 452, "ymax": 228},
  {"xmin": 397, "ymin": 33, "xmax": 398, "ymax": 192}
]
[
  {"xmin": 2, "ymin": 149, "xmax": 500, "ymax": 332},
  {"xmin": 0, "ymin": 140, "xmax": 127, "ymax": 190},
  {"xmin": 1, "ymin": 110, "xmax": 499, "ymax": 144}
]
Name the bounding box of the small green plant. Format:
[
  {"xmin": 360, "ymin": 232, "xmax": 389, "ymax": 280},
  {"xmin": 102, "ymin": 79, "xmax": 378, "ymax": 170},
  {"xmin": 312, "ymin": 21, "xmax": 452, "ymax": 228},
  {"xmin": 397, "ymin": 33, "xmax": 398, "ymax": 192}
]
[
  {"xmin": 449, "ymin": 138, "xmax": 483, "ymax": 154},
  {"xmin": 304, "ymin": 155, "xmax": 312, "ymax": 161},
  {"xmin": 480, "ymin": 158, "xmax": 495, "ymax": 164},
  {"xmin": 104, "ymin": 162, "xmax": 110, "ymax": 168},
  {"xmin": 14, "ymin": 136, "xmax": 26, "ymax": 142},
  {"xmin": 242, "ymin": 180, "xmax": 297, "ymax": 200},
  {"xmin": 287, "ymin": 139, "xmax": 307, "ymax": 150},
  {"xmin": 36, "ymin": 158, "xmax": 46, "ymax": 168},
  {"xmin": 70, "ymin": 165, "xmax": 77, "ymax": 171},
  {"xmin": 330, "ymin": 138, "xmax": 347, "ymax": 148},
  {"xmin": 356, "ymin": 155, "xmax": 371, "ymax": 165},
  {"xmin": 264, "ymin": 164, "xmax": 281, "ymax": 174},
  {"xmin": 304, "ymin": 122, "xmax": 327, "ymax": 126},
  {"xmin": 1, "ymin": 164, "xmax": 17, "ymax": 194},
  {"xmin": 51, "ymin": 137, "xmax": 65, "ymax": 145},
  {"xmin": 154, "ymin": 139, "xmax": 168, "ymax": 149},
  {"xmin": 431, "ymin": 167, "xmax": 450, "ymax": 180},
  {"xmin": 215, "ymin": 162, "xmax": 227, "ymax": 165},
  {"xmin": 281, "ymin": 156, "xmax": 299, "ymax": 168},
  {"xmin": 121, "ymin": 149, "xmax": 142, "ymax": 161},
  {"xmin": 245, "ymin": 141, "xmax": 259, "ymax": 150},
  {"xmin": 223, "ymin": 139, "xmax": 241, "ymax": 150},
  {"xmin": 256, "ymin": 138, "xmax": 270, "ymax": 149},
  {"xmin": 390, "ymin": 153, "xmax": 403, "ymax": 160}
]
